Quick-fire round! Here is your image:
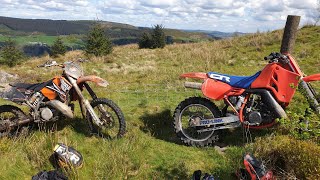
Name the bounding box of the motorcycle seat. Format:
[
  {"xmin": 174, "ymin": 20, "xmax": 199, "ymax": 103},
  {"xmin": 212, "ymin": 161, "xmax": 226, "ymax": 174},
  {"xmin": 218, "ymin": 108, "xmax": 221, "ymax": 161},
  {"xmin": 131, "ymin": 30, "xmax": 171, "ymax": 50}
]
[
  {"xmin": 10, "ymin": 80, "xmax": 53, "ymax": 92},
  {"xmin": 207, "ymin": 71, "xmax": 261, "ymax": 89}
]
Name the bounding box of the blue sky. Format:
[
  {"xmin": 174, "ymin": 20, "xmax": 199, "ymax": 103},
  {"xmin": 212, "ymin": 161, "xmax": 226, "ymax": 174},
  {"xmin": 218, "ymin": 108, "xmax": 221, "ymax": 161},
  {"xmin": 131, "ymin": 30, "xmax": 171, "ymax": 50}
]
[{"xmin": 0, "ymin": 0, "xmax": 319, "ymax": 32}]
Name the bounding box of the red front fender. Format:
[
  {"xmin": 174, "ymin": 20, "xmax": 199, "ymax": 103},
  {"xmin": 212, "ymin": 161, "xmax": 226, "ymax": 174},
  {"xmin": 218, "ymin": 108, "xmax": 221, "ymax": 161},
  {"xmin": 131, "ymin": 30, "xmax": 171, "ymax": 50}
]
[
  {"xmin": 180, "ymin": 72, "xmax": 208, "ymax": 79},
  {"xmin": 77, "ymin": 75, "xmax": 109, "ymax": 87},
  {"xmin": 302, "ymin": 74, "xmax": 320, "ymax": 82}
]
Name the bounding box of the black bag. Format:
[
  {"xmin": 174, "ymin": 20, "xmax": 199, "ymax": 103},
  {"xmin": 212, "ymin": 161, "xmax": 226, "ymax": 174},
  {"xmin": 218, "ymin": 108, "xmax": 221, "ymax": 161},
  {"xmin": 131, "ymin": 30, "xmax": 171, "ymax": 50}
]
[
  {"xmin": 31, "ymin": 170, "xmax": 68, "ymax": 180},
  {"xmin": 192, "ymin": 170, "xmax": 216, "ymax": 180}
]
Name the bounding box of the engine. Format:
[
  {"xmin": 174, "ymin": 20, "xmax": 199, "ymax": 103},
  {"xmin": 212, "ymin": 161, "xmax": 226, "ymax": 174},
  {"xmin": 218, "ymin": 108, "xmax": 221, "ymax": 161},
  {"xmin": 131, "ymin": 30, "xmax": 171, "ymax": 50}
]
[
  {"xmin": 244, "ymin": 94, "xmax": 275, "ymax": 125},
  {"xmin": 28, "ymin": 92, "xmax": 61, "ymax": 122},
  {"xmin": 39, "ymin": 107, "xmax": 61, "ymax": 122},
  {"xmin": 40, "ymin": 107, "xmax": 53, "ymax": 121}
]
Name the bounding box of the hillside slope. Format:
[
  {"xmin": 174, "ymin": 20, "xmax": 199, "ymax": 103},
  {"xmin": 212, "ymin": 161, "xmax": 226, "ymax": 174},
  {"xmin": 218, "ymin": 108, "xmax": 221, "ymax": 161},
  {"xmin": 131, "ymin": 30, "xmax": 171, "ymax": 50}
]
[
  {"xmin": 0, "ymin": 16, "xmax": 136, "ymax": 35},
  {"xmin": 0, "ymin": 26, "xmax": 319, "ymax": 179},
  {"xmin": 0, "ymin": 16, "xmax": 213, "ymax": 46}
]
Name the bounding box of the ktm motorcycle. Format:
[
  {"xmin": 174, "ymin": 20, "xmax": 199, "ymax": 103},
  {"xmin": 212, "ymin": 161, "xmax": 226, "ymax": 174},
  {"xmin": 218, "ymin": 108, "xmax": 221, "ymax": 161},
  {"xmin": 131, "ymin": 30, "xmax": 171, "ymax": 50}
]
[
  {"xmin": 174, "ymin": 52, "xmax": 320, "ymax": 146},
  {"xmin": 0, "ymin": 59, "xmax": 126, "ymax": 138}
]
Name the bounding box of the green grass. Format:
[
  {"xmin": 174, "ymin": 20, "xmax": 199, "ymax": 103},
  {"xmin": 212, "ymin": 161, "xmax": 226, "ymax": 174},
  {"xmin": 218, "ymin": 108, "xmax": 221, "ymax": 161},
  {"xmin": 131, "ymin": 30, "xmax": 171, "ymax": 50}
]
[{"xmin": 0, "ymin": 26, "xmax": 320, "ymax": 179}]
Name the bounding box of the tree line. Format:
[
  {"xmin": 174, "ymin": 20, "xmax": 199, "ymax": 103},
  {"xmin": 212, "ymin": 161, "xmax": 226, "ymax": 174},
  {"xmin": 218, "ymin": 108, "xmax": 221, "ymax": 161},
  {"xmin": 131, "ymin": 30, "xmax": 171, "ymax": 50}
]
[{"xmin": 0, "ymin": 23, "xmax": 167, "ymax": 67}]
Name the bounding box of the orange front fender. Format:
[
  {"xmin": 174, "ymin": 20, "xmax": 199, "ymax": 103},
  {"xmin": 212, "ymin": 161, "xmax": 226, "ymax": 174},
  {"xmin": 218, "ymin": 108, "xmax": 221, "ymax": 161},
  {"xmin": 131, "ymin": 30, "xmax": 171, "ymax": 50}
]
[
  {"xmin": 180, "ymin": 72, "xmax": 208, "ymax": 79},
  {"xmin": 302, "ymin": 74, "xmax": 320, "ymax": 82},
  {"xmin": 77, "ymin": 75, "xmax": 109, "ymax": 87}
]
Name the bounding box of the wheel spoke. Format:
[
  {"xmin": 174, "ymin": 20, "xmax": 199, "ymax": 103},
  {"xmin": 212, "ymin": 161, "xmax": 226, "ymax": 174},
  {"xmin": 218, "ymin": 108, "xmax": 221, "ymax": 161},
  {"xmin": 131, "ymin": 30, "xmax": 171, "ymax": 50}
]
[
  {"xmin": 180, "ymin": 104, "xmax": 215, "ymax": 141},
  {"xmin": 87, "ymin": 99, "xmax": 125, "ymax": 139}
]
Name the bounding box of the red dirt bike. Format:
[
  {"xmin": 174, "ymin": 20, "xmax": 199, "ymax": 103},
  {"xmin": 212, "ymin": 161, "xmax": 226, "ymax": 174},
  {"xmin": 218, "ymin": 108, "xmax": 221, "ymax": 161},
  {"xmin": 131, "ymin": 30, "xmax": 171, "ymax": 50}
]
[
  {"xmin": 174, "ymin": 52, "xmax": 320, "ymax": 146},
  {"xmin": 0, "ymin": 59, "xmax": 126, "ymax": 138}
]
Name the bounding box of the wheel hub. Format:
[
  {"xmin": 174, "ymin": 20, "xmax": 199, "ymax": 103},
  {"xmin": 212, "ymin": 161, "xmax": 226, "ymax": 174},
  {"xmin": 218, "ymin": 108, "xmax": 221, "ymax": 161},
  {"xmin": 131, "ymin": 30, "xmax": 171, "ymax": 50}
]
[{"xmin": 189, "ymin": 116, "xmax": 201, "ymax": 127}]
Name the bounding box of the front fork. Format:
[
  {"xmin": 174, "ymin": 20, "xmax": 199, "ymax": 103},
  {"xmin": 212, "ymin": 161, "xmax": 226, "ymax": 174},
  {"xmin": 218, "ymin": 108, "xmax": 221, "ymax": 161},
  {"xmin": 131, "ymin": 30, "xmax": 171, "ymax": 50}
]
[
  {"xmin": 300, "ymin": 81, "xmax": 320, "ymax": 114},
  {"xmin": 68, "ymin": 77, "xmax": 104, "ymax": 126}
]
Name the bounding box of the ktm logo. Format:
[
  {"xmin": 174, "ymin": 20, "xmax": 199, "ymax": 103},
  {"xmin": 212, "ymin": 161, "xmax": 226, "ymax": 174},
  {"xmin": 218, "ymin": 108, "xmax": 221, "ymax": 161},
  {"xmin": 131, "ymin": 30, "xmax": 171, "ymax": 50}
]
[{"xmin": 209, "ymin": 73, "xmax": 231, "ymax": 82}]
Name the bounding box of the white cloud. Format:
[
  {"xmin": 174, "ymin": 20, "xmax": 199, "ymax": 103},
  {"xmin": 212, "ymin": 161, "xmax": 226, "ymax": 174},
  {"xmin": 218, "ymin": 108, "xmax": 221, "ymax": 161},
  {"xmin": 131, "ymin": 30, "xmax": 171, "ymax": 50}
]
[
  {"xmin": 287, "ymin": 0, "xmax": 318, "ymax": 9},
  {"xmin": 0, "ymin": 0, "xmax": 318, "ymax": 32},
  {"xmin": 140, "ymin": 0, "xmax": 179, "ymax": 8}
]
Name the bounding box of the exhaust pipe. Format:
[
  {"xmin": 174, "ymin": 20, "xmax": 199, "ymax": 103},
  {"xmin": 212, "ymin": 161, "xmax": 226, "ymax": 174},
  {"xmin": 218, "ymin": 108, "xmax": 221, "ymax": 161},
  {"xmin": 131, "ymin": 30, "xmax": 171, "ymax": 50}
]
[
  {"xmin": 46, "ymin": 100, "xmax": 74, "ymax": 119},
  {"xmin": 246, "ymin": 89, "xmax": 287, "ymax": 119},
  {"xmin": 184, "ymin": 82, "xmax": 202, "ymax": 89}
]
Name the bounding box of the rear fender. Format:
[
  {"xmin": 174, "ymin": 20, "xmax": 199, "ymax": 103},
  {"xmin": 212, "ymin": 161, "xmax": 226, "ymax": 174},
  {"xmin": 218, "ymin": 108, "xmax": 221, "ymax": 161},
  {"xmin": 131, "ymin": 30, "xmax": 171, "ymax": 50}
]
[
  {"xmin": 180, "ymin": 72, "xmax": 208, "ymax": 79},
  {"xmin": 302, "ymin": 73, "xmax": 320, "ymax": 82},
  {"xmin": 76, "ymin": 75, "xmax": 109, "ymax": 87}
]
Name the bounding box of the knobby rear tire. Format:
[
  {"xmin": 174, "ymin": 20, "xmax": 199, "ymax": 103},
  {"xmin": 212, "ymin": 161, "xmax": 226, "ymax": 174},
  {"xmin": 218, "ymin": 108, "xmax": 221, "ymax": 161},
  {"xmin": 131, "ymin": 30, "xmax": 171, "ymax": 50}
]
[
  {"xmin": 173, "ymin": 97, "xmax": 221, "ymax": 147},
  {"xmin": 0, "ymin": 105, "xmax": 29, "ymax": 137},
  {"xmin": 86, "ymin": 98, "xmax": 126, "ymax": 139}
]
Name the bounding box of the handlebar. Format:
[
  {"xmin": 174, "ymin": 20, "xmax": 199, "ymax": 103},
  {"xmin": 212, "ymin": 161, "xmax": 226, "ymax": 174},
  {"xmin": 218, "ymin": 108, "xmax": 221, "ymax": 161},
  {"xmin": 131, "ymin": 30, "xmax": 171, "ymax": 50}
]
[
  {"xmin": 264, "ymin": 52, "xmax": 289, "ymax": 64},
  {"xmin": 264, "ymin": 55, "xmax": 274, "ymax": 60},
  {"xmin": 37, "ymin": 60, "xmax": 59, "ymax": 68}
]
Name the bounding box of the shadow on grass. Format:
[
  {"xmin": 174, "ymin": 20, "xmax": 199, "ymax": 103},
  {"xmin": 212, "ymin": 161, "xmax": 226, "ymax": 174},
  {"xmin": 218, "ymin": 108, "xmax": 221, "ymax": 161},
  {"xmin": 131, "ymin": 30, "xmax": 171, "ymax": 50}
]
[
  {"xmin": 139, "ymin": 109, "xmax": 181, "ymax": 144},
  {"xmin": 35, "ymin": 117, "xmax": 92, "ymax": 137},
  {"xmin": 139, "ymin": 109, "xmax": 274, "ymax": 147},
  {"xmin": 218, "ymin": 127, "xmax": 275, "ymax": 147}
]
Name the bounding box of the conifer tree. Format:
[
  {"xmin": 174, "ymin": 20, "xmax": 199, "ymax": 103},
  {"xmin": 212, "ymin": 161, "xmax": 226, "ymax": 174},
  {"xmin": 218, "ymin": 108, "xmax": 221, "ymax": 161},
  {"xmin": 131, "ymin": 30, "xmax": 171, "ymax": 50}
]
[
  {"xmin": 0, "ymin": 38, "xmax": 24, "ymax": 67},
  {"xmin": 138, "ymin": 24, "xmax": 166, "ymax": 49},
  {"xmin": 84, "ymin": 23, "xmax": 112, "ymax": 57},
  {"xmin": 151, "ymin": 24, "xmax": 166, "ymax": 49},
  {"xmin": 138, "ymin": 32, "xmax": 152, "ymax": 49},
  {"xmin": 50, "ymin": 37, "xmax": 67, "ymax": 57}
]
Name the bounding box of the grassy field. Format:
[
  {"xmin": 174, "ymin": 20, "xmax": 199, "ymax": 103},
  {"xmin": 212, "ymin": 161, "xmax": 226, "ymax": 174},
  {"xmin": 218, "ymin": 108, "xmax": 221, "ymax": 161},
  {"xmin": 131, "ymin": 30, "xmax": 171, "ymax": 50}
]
[
  {"xmin": 0, "ymin": 34, "xmax": 85, "ymax": 47},
  {"xmin": 0, "ymin": 26, "xmax": 319, "ymax": 179}
]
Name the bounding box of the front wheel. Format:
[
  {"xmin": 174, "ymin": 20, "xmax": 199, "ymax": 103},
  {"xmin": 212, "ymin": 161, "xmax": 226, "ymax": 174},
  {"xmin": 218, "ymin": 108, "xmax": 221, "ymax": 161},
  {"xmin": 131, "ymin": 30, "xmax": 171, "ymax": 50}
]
[
  {"xmin": 86, "ymin": 98, "xmax": 126, "ymax": 139},
  {"xmin": 173, "ymin": 97, "xmax": 221, "ymax": 147}
]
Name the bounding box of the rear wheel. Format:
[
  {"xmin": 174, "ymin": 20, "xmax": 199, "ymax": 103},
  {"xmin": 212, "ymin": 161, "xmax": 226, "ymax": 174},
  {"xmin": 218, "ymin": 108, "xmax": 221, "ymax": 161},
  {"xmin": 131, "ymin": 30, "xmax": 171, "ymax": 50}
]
[
  {"xmin": 86, "ymin": 98, "xmax": 126, "ymax": 139},
  {"xmin": 173, "ymin": 97, "xmax": 221, "ymax": 147},
  {"xmin": 0, "ymin": 105, "xmax": 29, "ymax": 137}
]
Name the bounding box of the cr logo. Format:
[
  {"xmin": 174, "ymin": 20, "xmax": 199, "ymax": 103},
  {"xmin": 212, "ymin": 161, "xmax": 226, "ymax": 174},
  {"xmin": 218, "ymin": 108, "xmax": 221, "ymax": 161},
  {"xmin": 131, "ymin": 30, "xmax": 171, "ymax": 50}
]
[{"xmin": 209, "ymin": 73, "xmax": 231, "ymax": 82}]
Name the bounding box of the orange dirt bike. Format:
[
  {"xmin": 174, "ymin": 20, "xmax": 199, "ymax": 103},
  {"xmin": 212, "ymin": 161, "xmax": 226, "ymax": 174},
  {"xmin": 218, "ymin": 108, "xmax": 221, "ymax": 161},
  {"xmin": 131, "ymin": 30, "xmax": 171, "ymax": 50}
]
[
  {"xmin": 0, "ymin": 59, "xmax": 126, "ymax": 138},
  {"xmin": 174, "ymin": 52, "xmax": 320, "ymax": 146}
]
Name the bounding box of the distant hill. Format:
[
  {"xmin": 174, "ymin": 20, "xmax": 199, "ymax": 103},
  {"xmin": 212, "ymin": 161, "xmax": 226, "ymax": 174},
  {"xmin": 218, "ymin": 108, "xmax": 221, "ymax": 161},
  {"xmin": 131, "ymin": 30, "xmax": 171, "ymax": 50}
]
[
  {"xmin": 0, "ymin": 16, "xmax": 215, "ymax": 45},
  {"xmin": 184, "ymin": 30, "xmax": 247, "ymax": 38},
  {"xmin": 0, "ymin": 16, "xmax": 141, "ymax": 37},
  {"xmin": 0, "ymin": 16, "xmax": 91, "ymax": 35}
]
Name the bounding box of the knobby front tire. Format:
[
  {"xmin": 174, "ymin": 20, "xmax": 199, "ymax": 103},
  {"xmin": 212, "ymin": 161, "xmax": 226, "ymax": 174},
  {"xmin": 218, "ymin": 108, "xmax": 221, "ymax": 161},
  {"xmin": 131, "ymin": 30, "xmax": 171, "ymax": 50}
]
[{"xmin": 86, "ymin": 98, "xmax": 126, "ymax": 139}]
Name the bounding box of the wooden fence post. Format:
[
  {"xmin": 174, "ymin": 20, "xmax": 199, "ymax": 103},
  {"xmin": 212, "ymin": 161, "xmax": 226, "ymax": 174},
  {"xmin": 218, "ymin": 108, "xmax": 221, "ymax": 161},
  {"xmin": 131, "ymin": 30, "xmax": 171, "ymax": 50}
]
[{"xmin": 280, "ymin": 15, "xmax": 301, "ymax": 54}]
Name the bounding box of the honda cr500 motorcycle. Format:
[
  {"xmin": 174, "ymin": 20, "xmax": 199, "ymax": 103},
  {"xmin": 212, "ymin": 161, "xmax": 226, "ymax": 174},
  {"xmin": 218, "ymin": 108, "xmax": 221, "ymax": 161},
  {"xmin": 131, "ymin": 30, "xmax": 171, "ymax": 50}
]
[
  {"xmin": 0, "ymin": 59, "xmax": 126, "ymax": 138},
  {"xmin": 174, "ymin": 52, "xmax": 320, "ymax": 146}
]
